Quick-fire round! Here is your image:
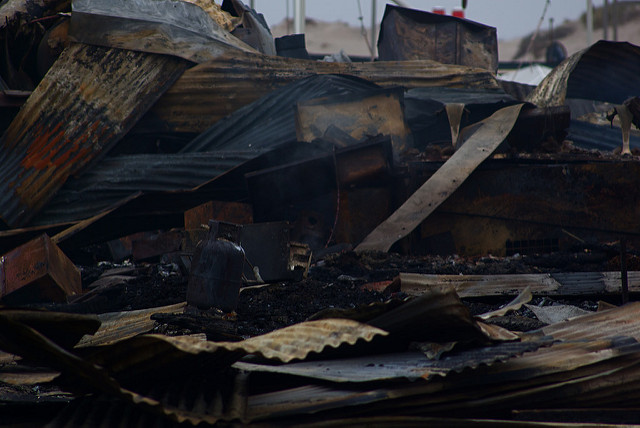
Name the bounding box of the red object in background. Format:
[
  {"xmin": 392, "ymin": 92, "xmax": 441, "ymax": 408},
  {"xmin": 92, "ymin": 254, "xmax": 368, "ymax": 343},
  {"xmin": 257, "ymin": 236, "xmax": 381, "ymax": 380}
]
[
  {"xmin": 432, "ymin": 7, "xmax": 445, "ymax": 15},
  {"xmin": 452, "ymin": 8, "xmax": 465, "ymax": 18}
]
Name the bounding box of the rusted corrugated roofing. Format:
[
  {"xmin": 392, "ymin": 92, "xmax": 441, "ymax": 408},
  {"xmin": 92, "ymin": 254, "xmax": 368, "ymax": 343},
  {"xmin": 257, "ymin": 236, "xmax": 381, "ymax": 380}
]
[
  {"xmin": 150, "ymin": 50, "xmax": 501, "ymax": 133},
  {"xmin": 0, "ymin": 43, "xmax": 188, "ymax": 228}
]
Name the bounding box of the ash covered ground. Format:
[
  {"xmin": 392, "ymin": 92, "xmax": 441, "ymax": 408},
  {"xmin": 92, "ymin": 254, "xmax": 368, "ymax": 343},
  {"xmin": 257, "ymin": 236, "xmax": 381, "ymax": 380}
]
[{"xmin": 54, "ymin": 247, "xmax": 640, "ymax": 339}]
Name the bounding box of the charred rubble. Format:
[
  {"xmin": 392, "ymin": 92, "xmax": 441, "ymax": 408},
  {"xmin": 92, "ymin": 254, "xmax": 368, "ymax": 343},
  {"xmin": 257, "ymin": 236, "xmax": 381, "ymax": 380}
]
[{"xmin": 2, "ymin": 1, "xmax": 640, "ymax": 426}]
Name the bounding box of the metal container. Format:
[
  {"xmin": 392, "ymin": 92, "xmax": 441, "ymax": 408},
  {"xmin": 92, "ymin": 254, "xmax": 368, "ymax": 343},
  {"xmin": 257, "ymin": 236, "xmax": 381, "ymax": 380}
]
[{"xmin": 187, "ymin": 222, "xmax": 244, "ymax": 312}]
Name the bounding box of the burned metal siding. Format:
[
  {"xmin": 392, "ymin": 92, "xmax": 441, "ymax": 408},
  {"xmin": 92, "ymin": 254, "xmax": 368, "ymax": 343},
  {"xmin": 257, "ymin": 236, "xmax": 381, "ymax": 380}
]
[
  {"xmin": 377, "ymin": 4, "xmax": 498, "ymax": 73},
  {"xmin": 0, "ymin": 43, "xmax": 188, "ymax": 228},
  {"xmin": 180, "ymin": 74, "xmax": 381, "ymax": 153},
  {"xmin": 32, "ymin": 152, "xmax": 258, "ymax": 225},
  {"xmin": 150, "ymin": 50, "xmax": 501, "ymax": 133}
]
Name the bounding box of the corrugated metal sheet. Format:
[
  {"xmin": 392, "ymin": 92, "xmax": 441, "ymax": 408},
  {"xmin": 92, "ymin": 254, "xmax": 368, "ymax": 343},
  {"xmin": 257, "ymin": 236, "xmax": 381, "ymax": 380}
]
[
  {"xmin": 32, "ymin": 152, "xmax": 258, "ymax": 225},
  {"xmin": 529, "ymin": 41, "xmax": 640, "ymax": 107},
  {"xmin": 180, "ymin": 74, "xmax": 381, "ymax": 153},
  {"xmin": 150, "ymin": 50, "xmax": 502, "ymax": 133},
  {"xmin": 80, "ymin": 319, "xmax": 387, "ymax": 381},
  {"xmin": 28, "ymin": 75, "xmax": 382, "ymax": 226},
  {"xmin": 235, "ymin": 340, "xmax": 550, "ymax": 383},
  {"xmin": 543, "ymin": 301, "xmax": 640, "ymax": 342},
  {"xmin": 76, "ymin": 303, "xmax": 186, "ymax": 348},
  {"xmin": 0, "ymin": 43, "xmax": 188, "ymax": 228}
]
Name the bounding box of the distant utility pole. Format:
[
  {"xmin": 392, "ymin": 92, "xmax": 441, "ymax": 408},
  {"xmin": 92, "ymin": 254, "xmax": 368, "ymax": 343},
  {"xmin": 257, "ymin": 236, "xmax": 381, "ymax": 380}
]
[
  {"xmin": 294, "ymin": 0, "xmax": 305, "ymax": 34},
  {"xmin": 586, "ymin": 0, "xmax": 593, "ymax": 46},
  {"xmin": 371, "ymin": 0, "xmax": 377, "ymax": 60}
]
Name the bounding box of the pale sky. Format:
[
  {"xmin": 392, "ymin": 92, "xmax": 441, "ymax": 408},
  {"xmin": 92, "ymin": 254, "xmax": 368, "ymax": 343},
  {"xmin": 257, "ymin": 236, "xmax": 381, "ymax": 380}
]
[{"xmin": 251, "ymin": 1, "xmax": 607, "ymax": 40}]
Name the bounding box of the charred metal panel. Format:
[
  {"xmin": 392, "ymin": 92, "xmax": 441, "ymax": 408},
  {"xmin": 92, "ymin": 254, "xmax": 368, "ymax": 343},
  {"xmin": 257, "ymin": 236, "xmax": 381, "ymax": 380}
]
[
  {"xmin": 529, "ymin": 41, "xmax": 640, "ymax": 107},
  {"xmin": 246, "ymin": 139, "xmax": 395, "ymax": 249},
  {"xmin": 377, "ymin": 5, "xmax": 498, "ymax": 73},
  {"xmin": 184, "ymin": 200, "xmax": 253, "ymax": 230},
  {"xmin": 415, "ymin": 159, "xmax": 640, "ymax": 256},
  {"xmin": 568, "ymin": 119, "xmax": 640, "ymax": 151},
  {"xmin": 295, "ymin": 88, "xmax": 412, "ymax": 157},
  {"xmin": 181, "ymin": 74, "xmax": 380, "ymax": 153},
  {"xmin": 150, "ymin": 50, "xmax": 501, "ymax": 133},
  {"xmin": 33, "ymin": 152, "xmax": 257, "ymax": 226},
  {"xmin": 0, "ymin": 43, "xmax": 188, "ymax": 228},
  {"xmin": 356, "ymin": 104, "xmax": 523, "ymax": 253},
  {"xmin": 240, "ymin": 222, "xmax": 309, "ymax": 283},
  {"xmin": 236, "ymin": 339, "xmax": 548, "ymax": 383},
  {"xmin": 69, "ymin": 0, "xmax": 254, "ymax": 62}
]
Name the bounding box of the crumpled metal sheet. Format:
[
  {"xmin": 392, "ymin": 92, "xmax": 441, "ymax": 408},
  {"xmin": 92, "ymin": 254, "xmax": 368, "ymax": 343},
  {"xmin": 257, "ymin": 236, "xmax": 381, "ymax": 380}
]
[
  {"xmin": 477, "ymin": 286, "xmax": 533, "ymax": 320},
  {"xmin": 69, "ymin": 0, "xmax": 255, "ymax": 63},
  {"xmin": 234, "ymin": 339, "xmax": 551, "ymax": 383},
  {"xmin": 244, "ymin": 336, "xmax": 640, "ymax": 422},
  {"xmin": 84, "ymin": 319, "xmax": 388, "ymax": 377},
  {"xmin": 356, "ymin": 103, "xmax": 524, "ymax": 252},
  {"xmin": 76, "ymin": 302, "xmax": 186, "ymax": 348},
  {"xmin": 0, "ymin": 43, "xmax": 188, "ymax": 228},
  {"xmin": 397, "ymin": 271, "xmax": 640, "ymax": 298},
  {"xmin": 542, "ymin": 301, "xmax": 640, "ymax": 342},
  {"xmin": 528, "ymin": 40, "xmax": 640, "ymax": 107},
  {"xmin": 152, "ymin": 49, "xmax": 502, "ymax": 133}
]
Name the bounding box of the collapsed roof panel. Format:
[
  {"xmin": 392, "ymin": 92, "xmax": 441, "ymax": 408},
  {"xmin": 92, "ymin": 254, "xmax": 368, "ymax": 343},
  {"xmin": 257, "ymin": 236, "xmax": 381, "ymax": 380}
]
[
  {"xmin": 150, "ymin": 50, "xmax": 502, "ymax": 133},
  {"xmin": 180, "ymin": 74, "xmax": 381, "ymax": 153},
  {"xmin": 0, "ymin": 43, "xmax": 188, "ymax": 228}
]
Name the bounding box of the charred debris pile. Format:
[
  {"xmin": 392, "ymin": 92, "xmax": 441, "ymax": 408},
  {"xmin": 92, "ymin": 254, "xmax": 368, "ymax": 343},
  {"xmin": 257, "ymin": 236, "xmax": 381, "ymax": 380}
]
[{"xmin": 3, "ymin": 0, "xmax": 640, "ymax": 426}]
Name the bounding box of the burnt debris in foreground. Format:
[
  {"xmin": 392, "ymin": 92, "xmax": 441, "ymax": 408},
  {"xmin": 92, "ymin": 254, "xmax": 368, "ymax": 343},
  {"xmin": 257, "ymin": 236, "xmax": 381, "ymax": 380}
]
[{"xmin": 2, "ymin": 1, "xmax": 640, "ymax": 426}]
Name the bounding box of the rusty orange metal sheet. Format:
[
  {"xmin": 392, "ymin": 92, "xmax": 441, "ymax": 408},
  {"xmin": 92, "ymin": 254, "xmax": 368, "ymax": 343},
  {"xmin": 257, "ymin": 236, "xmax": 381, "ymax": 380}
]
[{"xmin": 0, "ymin": 43, "xmax": 188, "ymax": 227}]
